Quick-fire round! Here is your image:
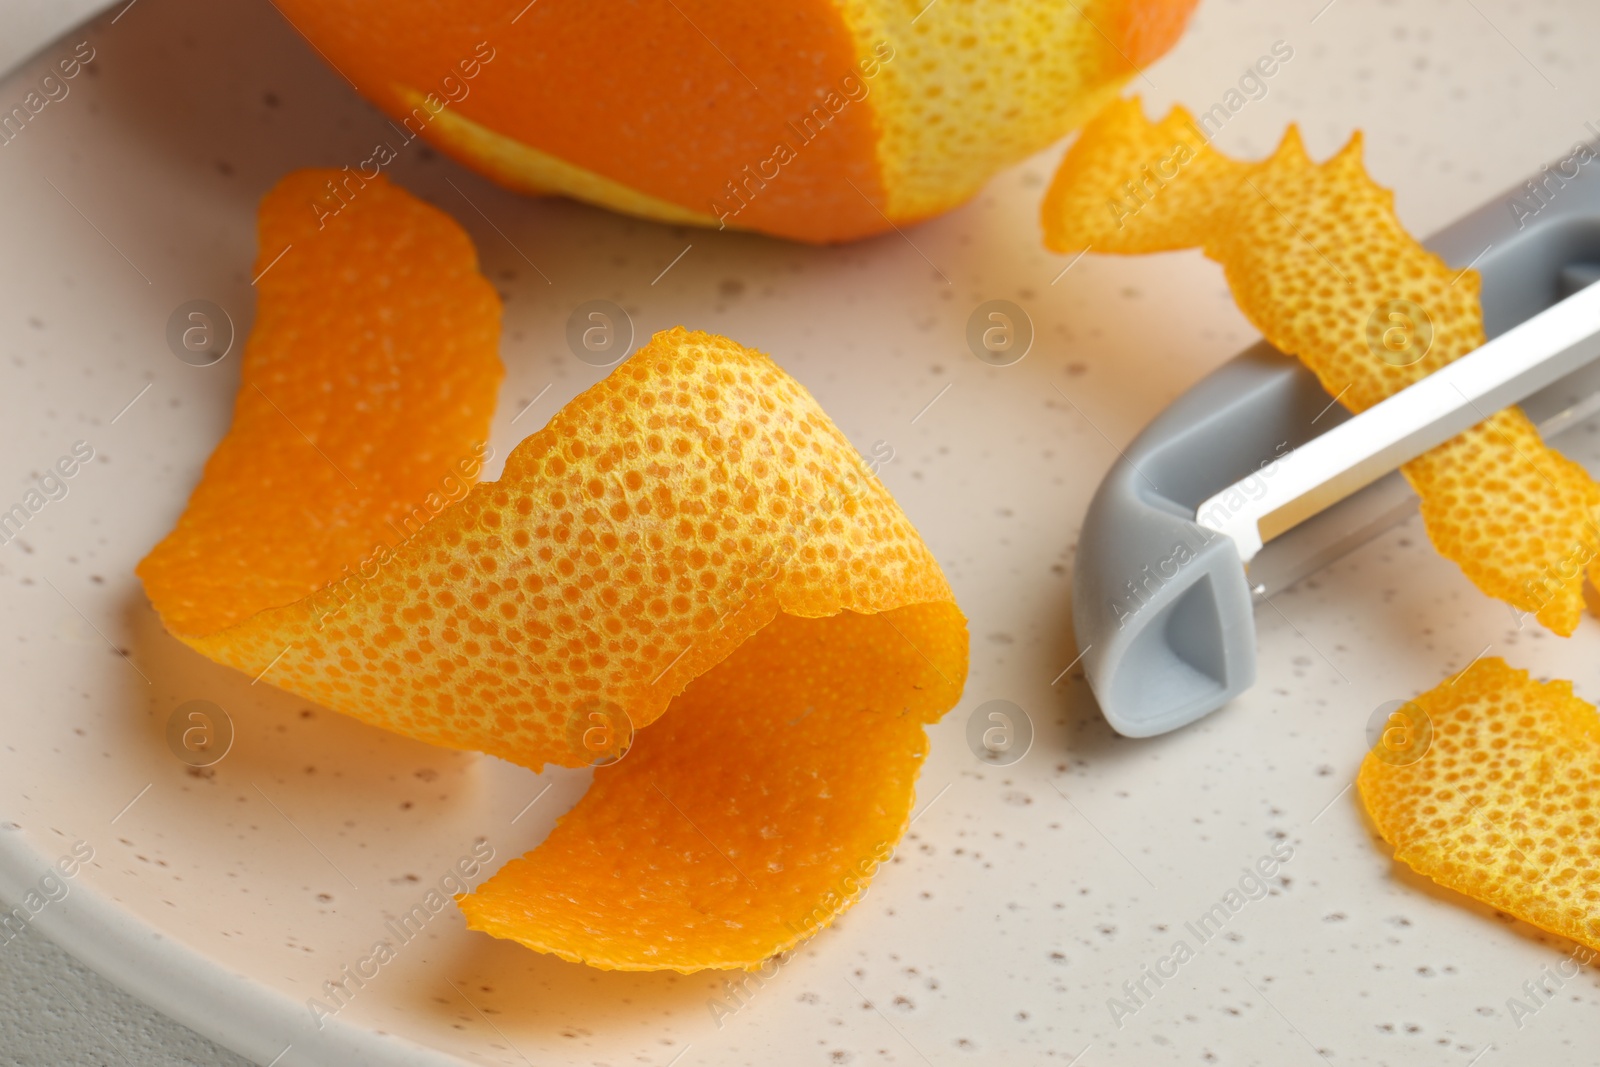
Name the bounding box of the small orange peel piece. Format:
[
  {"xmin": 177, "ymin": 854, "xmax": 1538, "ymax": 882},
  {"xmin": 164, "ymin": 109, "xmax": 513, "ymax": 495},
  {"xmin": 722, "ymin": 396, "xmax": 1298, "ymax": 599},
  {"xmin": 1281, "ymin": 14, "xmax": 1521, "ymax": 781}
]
[
  {"xmin": 140, "ymin": 168, "xmax": 969, "ymax": 970},
  {"xmin": 1359, "ymin": 657, "xmax": 1600, "ymax": 951},
  {"xmin": 1042, "ymin": 98, "xmax": 1600, "ymax": 635}
]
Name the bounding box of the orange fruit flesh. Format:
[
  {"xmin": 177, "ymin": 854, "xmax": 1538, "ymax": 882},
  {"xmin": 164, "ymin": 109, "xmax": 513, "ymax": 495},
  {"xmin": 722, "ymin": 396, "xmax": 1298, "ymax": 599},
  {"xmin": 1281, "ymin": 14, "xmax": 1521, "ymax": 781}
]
[
  {"xmin": 272, "ymin": 0, "xmax": 886, "ymax": 241},
  {"xmin": 270, "ymin": 0, "xmax": 1202, "ymax": 242},
  {"xmin": 1042, "ymin": 98, "xmax": 1600, "ymax": 634},
  {"xmin": 139, "ymin": 169, "xmax": 969, "ymax": 969},
  {"xmin": 1359, "ymin": 658, "xmax": 1600, "ymax": 952}
]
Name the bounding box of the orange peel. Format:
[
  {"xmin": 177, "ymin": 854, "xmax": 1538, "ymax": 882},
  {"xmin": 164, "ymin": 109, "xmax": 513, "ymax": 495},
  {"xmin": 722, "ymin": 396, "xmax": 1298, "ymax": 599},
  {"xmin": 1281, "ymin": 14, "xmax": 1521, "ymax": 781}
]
[
  {"xmin": 138, "ymin": 169, "xmax": 505, "ymax": 639},
  {"xmin": 462, "ymin": 603, "xmax": 962, "ymax": 971},
  {"xmin": 1042, "ymin": 98, "xmax": 1600, "ymax": 635},
  {"xmin": 1359, "ymin": 658, "xmax": 1600, "ymax": 952},
  {"xmin": 140, "ymin": 168, "xmax": 969, "ymax": 970}
]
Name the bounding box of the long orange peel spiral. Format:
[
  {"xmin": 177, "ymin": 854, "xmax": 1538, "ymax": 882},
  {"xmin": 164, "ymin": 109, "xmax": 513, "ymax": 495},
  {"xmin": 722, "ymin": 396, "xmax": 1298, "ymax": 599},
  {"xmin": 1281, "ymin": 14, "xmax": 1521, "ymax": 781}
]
[
  {"xmin": 138, "ymin": 170, "xmax": 969, "ymax": 971},
  {"xmin": 1042, "ymin": 97, "xmax": 1600, "ymax": 635},
  {"xmin": 1360, "ymin": 658, "xmax": 1600, "ymax": 952}
]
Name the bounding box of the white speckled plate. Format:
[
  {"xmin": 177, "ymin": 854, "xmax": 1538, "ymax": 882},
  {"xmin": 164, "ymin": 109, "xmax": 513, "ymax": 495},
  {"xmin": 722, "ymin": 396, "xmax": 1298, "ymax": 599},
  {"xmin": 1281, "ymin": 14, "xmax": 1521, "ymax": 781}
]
[{"xmin": 5, "ymin": 1, "xmax": 1600, "ymax": 1064}]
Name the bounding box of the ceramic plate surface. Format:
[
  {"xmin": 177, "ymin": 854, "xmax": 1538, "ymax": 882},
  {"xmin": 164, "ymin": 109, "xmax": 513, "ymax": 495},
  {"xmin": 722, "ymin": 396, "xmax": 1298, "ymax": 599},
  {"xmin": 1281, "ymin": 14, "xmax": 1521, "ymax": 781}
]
[{"xmin": 4, "ymin": 1, "xmax": 1600, "ymax": 1064}]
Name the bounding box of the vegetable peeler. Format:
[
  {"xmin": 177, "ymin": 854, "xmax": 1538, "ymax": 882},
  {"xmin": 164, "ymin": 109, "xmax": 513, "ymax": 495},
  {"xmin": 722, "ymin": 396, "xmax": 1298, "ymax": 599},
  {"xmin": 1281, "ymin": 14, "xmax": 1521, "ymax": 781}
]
[{"xmin": 1073, "ymin": 155, "xmax": 1600, "ymax": 737}]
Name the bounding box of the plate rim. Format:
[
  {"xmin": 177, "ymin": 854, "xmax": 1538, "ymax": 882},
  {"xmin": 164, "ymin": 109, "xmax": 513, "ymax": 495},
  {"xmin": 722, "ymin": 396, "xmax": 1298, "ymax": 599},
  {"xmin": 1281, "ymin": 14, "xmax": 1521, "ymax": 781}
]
[{"xmin": 0, "ymin": 6, "xmax": 478, "ymax": 1064}]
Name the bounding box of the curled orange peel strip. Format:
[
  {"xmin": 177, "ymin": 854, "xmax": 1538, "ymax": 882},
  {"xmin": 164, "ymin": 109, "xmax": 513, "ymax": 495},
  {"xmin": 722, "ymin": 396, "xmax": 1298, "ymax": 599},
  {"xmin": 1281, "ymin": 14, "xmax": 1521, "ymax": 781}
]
[
  {"xmin": 1359, "ymin": 657, "xmax": 1600, "ymax": 951},
  {"xmin": 139, "ymin": 169, "xmax": 969, "ymax": 970},
  {"xmin": 1042, "ymin": 98, "xmax": 1600, "ymax": 635}
]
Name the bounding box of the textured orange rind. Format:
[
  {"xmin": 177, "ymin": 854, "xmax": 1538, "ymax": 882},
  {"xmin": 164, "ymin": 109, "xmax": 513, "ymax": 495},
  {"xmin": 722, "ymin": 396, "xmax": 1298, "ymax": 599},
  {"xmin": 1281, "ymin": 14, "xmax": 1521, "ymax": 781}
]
[
  {"xmin": 140, "ymin": 169, "xmax": 969, "ymax": 970},
  {"xmin": 1359, "ymin": 658, "xmax": 1600, "ymax": 951},
  {"xmin": 1043, "ymin": 98, "xmax": 1600, "ymax": 634},
  {"xmin": 137, "ymin": 170, "xmax": 505, "ymax": 639},
  {"xmin": 462, "ymin": 603, "xmax": 964, "ymax": 971}
]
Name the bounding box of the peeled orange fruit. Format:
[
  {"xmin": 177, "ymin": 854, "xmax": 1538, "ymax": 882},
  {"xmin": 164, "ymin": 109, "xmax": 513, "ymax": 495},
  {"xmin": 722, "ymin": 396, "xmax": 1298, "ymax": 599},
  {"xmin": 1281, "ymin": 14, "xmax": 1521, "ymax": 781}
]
[{"xmin": 271, "ymin": 0, "xmax": 1199, "ymax": 242}]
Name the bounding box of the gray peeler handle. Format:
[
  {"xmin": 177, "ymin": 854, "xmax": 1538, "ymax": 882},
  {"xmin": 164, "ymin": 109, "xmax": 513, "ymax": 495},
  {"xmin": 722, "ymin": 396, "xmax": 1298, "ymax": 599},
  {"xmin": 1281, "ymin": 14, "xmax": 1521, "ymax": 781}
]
[
  {"xmin": 1072, "ymin": 347, "xmax": 1336, "ymax": 737},
  {"xmin": 1073, "ymin": 149, "xmax": 1600, "ymax": 737}
]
